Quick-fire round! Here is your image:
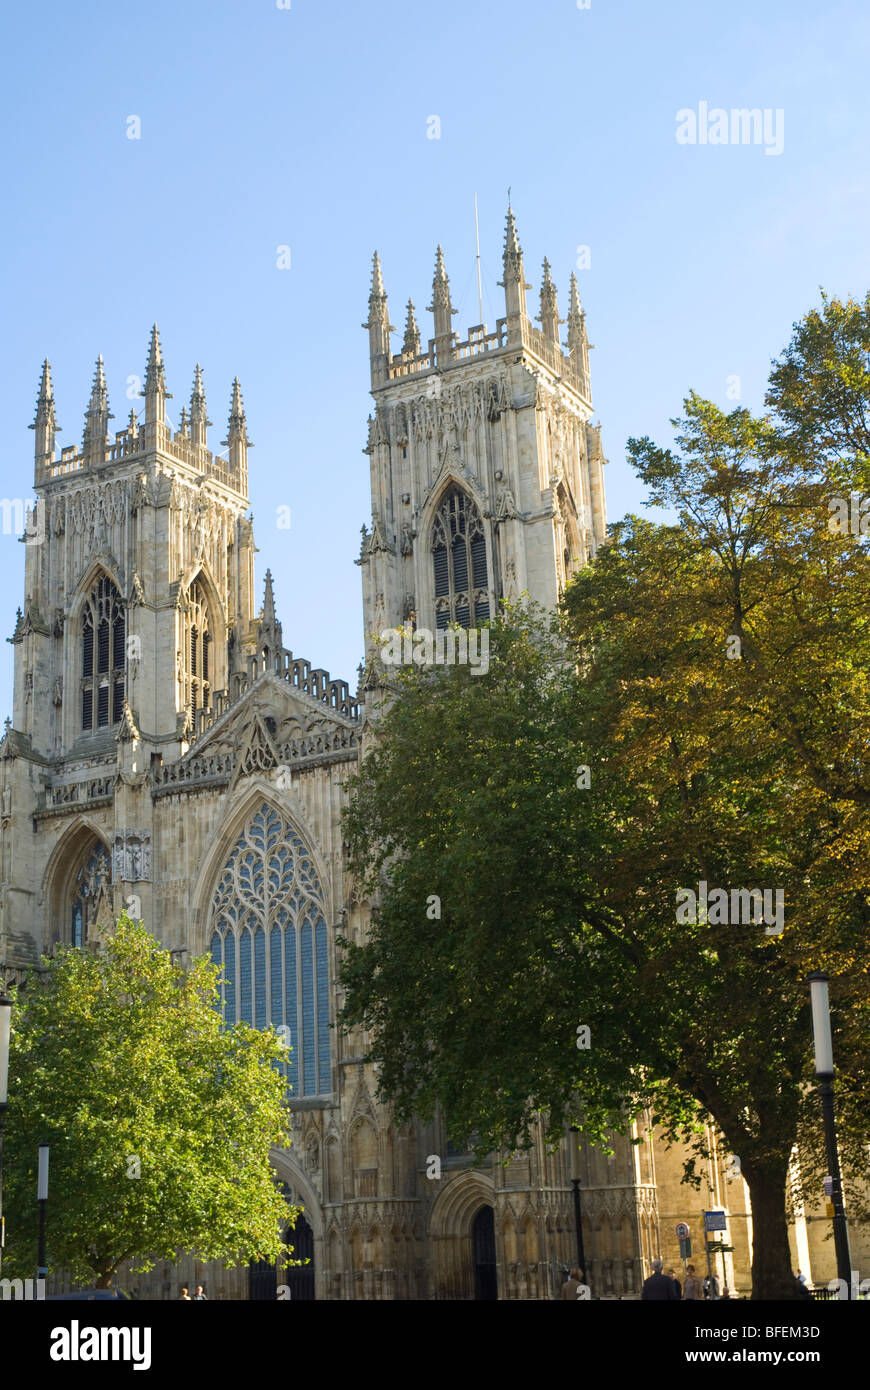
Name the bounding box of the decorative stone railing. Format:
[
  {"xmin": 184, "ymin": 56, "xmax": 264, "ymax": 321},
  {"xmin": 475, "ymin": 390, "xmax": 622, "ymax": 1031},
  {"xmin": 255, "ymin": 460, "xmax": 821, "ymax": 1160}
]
[
  {"xmin": 383, "ymin": 314, "xmax": 590, "ymax": 400},
  {"xmin": 226, "ymin": 653, "xmax": 359, "ymax": 722},
  {"xmin": 35, "ymin": 774, "xmax": 115, "ymax": 815},
  {"xmin": 38, "ymin": 427, "xmax": 246, "ymax": 493},
  {"xmin": 153, "ymin": 725, "xmax": 358, "ymax": 797},
  {"xmin": 152, "ymin": 751, "xmax": 234, "ymax": 793}
]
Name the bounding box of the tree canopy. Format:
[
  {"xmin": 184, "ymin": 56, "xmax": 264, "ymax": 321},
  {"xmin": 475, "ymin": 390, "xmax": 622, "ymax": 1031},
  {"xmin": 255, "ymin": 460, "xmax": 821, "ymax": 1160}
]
[
  {"xmin": 3, "ymin": 914, "xmax": 294, "ymax": 1289},
  {"xmin": 340, "ymin": 291, "xmax": 870, "ymax": 1299}
]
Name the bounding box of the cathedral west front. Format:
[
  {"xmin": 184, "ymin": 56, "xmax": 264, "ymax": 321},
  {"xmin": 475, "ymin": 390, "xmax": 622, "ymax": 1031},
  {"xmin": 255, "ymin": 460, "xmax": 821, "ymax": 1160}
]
[{"xmin": 0, "ymin": 210, "xmax": 829, "ymax": 1299}]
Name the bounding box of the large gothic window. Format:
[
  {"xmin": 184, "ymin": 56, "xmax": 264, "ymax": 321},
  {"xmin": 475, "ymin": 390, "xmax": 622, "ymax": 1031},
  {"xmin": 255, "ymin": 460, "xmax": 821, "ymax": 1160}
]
[
  {"xmin": 431, "ymin": 487, "xmax": 489, "ymax": 629},
  {"xmin": 209, "ymin": 802, "xmax": 331, "ymax": 1098},
  {"xmin": 81, "ymin": 575, "xmax": 126, "ymax": 731},
  {"xmin": 183, "ymin": 580, "xmax": 212, "ymax": 714},
  {"xmin": 69, "ymin": 839, "xmax": 112, "ymax": 947}
]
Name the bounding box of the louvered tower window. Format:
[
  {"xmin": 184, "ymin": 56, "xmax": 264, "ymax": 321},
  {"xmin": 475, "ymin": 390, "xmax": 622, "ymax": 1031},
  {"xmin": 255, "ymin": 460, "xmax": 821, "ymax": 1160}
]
[
  {"xmin": 183, "ymin": 580, "xmax": 212, "ymax": 714},
  {"xmin": 81, "ymin": 575, "xmax": 126, "ymax": 731},
  {"xmin": 431, "ymin": 487, "xmax": 490, "ymax": 630}
]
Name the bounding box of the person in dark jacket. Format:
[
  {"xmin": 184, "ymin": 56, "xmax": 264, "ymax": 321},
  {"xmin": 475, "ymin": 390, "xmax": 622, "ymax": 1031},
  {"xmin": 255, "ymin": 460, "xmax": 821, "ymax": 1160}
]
[
  {"xmin": 641, "ymin": 1258, "xmax": 680, "ymax": 1300},
  {"xmin": 666, "ymin": 1267, "xmax": 682, "ymax": 1300}
]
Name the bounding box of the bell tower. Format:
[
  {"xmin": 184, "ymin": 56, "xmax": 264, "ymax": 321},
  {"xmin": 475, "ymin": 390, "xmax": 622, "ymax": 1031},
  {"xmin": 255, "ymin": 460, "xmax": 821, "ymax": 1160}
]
[
  {"xmin": 10, "ymin": 327, "xmax": 261, "ymax": 763},
  {"xmin": 358, "ymin": 205, "xmax": 607, "ymax": 661},
  {"xmin": 1, "ymin": 329, "xmax": 262, "ymax": 965}
]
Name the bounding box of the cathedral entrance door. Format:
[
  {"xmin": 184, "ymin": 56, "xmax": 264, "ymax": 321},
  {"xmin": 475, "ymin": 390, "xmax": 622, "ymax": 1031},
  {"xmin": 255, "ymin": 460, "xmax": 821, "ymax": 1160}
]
[
  {"xmin": 248, "ymin": 1258, "xmax": 277, "ymax": 1301},
  {"xmin": 284, "ymin": 1213, "xmax": 315, "ymax": 1300},
  {"xmin": 472, "ymin": 1205, "xmax": 497, "ymax": 1300}
]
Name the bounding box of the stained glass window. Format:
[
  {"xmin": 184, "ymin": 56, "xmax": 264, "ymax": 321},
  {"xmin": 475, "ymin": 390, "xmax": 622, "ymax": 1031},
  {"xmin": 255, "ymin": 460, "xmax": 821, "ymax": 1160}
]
[
  {"xmin": 208, "ymin": 802, "xmax": 331, "ymax": 1098},
  {"xmin": 70, "ymin": 840, "xmax": 112, "ymax": 947}
]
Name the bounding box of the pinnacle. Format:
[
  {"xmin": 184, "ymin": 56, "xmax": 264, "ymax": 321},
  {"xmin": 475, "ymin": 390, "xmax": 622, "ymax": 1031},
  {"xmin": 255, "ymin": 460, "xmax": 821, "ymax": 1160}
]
[
  {"xmin": 262, "ymin": 569, "xmax": 276, "ymax": 623},
  {"xmin": 143, "ymin": 324, "xmax": 171, "ymax": 398},
  {"xmin": 31, "ymin": 359, "xmax": 60, "ymax": 432},
  {"xmin": 370, "ymin": 251, "xmax": 386, "ymax": 298},
  {"xmin": 222, "ymin": 377, "xmax": 251, "ymax": 448},
  {"xmin": 37, "ymin": 359, "xmax": 54, "ymax": 401},
  {"xmin": 190, "ymin": 363, "xmax": 212, "ymax": 426},
  {"xmin": 147, "ymin": 323, "xmax": 163, "ymax": 367},
  {"xmin": 86, "ymin": 356, "xmax": 111, "ymax": 416},
  {"xmin": 403, "ymin": 299, "xmax": 420, "ymax": 355},
  {"xmin": 428, "ymin": 246, "xmax": 456, "ymax": 319},
  {"xmin": 499, "ymin": 204, "xmax": 530, "ymax": 298},
  {"xmin": 537, "ymin": 257, "xmax": 561, "ymax": 336},
  {"xmin": 504, "ymin": 205, "xmax": 522, "ymax": 258},
  {"xmin": 83, "ymin": 354, "xmax": 113, "ymax": 450}
]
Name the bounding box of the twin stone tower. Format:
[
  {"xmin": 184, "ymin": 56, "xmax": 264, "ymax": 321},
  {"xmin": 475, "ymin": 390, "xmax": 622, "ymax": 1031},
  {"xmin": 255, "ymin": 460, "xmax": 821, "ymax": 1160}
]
[{"xmin": 0, "ymin": 211, "xmax": 755, "ymax": 1300}]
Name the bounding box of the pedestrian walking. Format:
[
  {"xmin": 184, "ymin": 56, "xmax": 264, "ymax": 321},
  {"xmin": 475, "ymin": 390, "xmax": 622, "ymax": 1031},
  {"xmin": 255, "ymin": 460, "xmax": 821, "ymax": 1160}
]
[
  {"xmin": 641, "ymin": 1258, "xmax": 679, "ymax": 1300},
  {"xmin": 178, "ymin": 1285, "xmax": 191, "ymax": 1301},
  {"xmin": 683, "ymin": 1264, "xmax": 704, "ymax": 1300},
  {"xmin": 667, "ymin": 1267, "xmax": 682, "ymax": 1299},
  {"xmin": 193, "ymin": 1283, "xmax": 208, "ymax": 1301},
  {"xmin": 703, "ymin": 1273, "xmax": 721, "ymax": 1300},
  {"xmin": 559, "ymin": 1266, "xmax": 586, "ymax": 1299}
]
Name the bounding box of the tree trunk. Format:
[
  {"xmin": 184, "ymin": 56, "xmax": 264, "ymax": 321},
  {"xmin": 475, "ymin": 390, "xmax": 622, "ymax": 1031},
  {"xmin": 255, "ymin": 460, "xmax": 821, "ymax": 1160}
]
[
  {"xmin": 743, "ymin": 1158, "xmax": 799, "ymax": 1299},
  {"xmin": 95, "ymin": 1267, "xmax": 115, "ymax": 1290}
]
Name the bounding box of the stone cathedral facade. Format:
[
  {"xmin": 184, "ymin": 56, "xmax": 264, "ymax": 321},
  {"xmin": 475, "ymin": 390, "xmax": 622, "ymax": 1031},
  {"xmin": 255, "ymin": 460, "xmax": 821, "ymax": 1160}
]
[{"xmin": 2, "ymin": 210, "xmax": 807, "ymax": 1299}]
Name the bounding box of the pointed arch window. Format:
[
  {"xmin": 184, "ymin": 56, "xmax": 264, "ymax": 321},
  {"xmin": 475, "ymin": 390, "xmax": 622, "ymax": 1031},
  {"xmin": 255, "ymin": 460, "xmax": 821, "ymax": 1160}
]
[
  {"xmin": 431, "ymin": 487, "xmax": 489, "ymax": 629},
  {"xmin": 208, "ymin": 802, "xmax": 331, "ymax": 1099},
  {"xmin": 81, "ymin": 575, "xmax": 125, "ymax": 731},
  {"xmin": 69, "ymin": 839, "xmax": 112, "ymax": 947},
  {"xmin": 183, "ymin": 579, "xmax": 212, "ymax": 714}
]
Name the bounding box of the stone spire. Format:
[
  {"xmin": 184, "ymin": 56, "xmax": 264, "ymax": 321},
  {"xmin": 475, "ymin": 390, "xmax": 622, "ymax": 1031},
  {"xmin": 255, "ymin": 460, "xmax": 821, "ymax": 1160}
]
[
  {"xmin": 222, "ymin": 378, "xmax": 251, "ymax": 475},
  {"xmin": 189, "ymin": 364, "xmax": 212, "ymax": 448},
  {"xmin": 499, "ymin": 205, "xmax": 531, "ymax": 326},
  {"xmin": 363, "ymin": 252, "xmax": 393, "ymax": 385},
  {"xmin": 566, "ymin": 272, "xmax": 591, "ymax": 394},
  {"xmin": 177, "ymin": 406, "xmax": 190, "ymax": 439},
  {"xmin": 30, "ymin": 360, "xmax": 60, "ymax": 469},
  {"xmin": 82, "ymin": 356, "xmax": 113, "ymax": 466},
  {"xmin": 142, "ymin": 324, "xmax": 171, "ymax": 430},
  {"xmin": 258, "ymin": 567, "xmax": 283, "ymax": 664},
  {"xmin": 537, "ymin": 258, "xmax": 562, "ymax": 346},
  {"xmin": 402, "ymin": 299, "xmax": 421, "ymax": 357},
  {"xmin": 428, "ymin": 245, "xmax": 456, "ymax": 362}
]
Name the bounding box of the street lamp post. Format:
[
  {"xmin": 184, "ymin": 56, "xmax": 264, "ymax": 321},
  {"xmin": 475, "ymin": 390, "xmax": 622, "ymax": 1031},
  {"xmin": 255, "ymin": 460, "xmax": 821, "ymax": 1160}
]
[
  {"xmin": 808, "ymin": 972, "xmax": 852, "ymax": 1299},
  {"xmin": 569, "ymin": 1128, "xmax": 587, "ymax": 1285},
  {"xmin": 0, "ymin": 991, "xmax": 12, "ymax": 1279},
  {"xmin": 37, "ymin": 1142, "xmax": 49, "ymax": 1292}
]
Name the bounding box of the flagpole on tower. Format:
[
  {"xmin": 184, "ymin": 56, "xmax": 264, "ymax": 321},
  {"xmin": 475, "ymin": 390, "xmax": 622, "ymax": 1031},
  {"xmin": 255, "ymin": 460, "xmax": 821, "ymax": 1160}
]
[{"xmin": 474, "ymin": 192, "xmax": 484, "ymax": 328}]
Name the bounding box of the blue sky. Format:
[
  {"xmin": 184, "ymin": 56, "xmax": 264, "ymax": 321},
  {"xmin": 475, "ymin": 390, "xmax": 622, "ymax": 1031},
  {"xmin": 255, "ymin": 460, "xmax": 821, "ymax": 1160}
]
[{"xmin": 1, "ymin": 0, "xmax": 868, "ymax": 706}]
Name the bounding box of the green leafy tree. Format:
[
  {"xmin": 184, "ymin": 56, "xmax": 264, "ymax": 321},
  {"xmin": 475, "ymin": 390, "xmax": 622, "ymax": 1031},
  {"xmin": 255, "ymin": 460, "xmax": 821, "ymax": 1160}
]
[
  {"xmin": 3, "ymin": 914, "xmax": 294, "ymax": 1289},
  {"xmin": 340, "ymin": 294, "xmax": 870, "ymax": 1301}
]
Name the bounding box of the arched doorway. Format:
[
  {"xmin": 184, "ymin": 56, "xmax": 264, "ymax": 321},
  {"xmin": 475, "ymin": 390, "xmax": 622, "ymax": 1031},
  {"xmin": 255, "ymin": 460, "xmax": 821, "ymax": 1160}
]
[
  {"xmin": 248, "ymin": 1212, "xmax": 316, "ymax": 1301},
  {"xmin": 472, "ymin": 1205, "xmax": 497, "ymax": 1301},
  {"xmin": 248, "ymin": 1256, "xmax": 278, "ymax": 1301},
  {"xmin": 284, "ymin": 1213, "xmax": 315, "ymax": 1300}
]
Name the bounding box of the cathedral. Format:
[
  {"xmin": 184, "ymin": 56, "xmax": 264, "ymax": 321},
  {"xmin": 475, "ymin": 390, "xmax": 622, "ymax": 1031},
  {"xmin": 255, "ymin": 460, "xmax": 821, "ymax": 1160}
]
[{"xmin": 0, "ymin": 210, "xmax": 839, "ymax": 1298}]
